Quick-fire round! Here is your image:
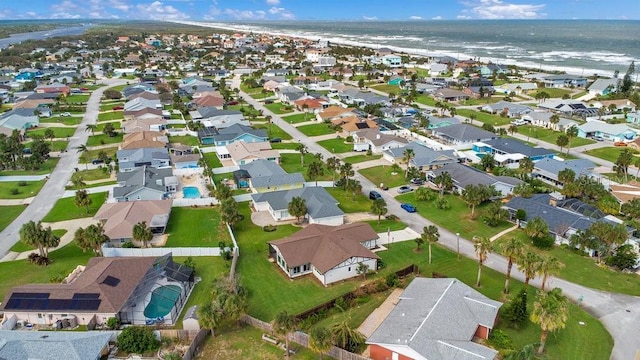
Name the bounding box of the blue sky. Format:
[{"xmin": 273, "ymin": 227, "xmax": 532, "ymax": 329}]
[{"xmin": 0, "ymin": 0, "xmax": 638, "ymax": 21}]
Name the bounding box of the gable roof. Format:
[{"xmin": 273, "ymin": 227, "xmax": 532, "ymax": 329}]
[
  {"xmin": 578, "ymin": 119, "xmax": 637, "ymax": 136},
  {"xmin": 504, "ymin": 194, "xmax": 597, "ymax": 234},
  {"xmin": 240, "ymin": 159, "xmax": 304, "ymax": 188},
  {"xmin": 367, "ymin": 277, "xmax": 501, "ymax": 360},
  {"xmin": 355, "ymin": 128, "xmax": 409, "ymax": 146},
  {"xmin": 0, "ymin": 330, "xmax": 113, "ymax": 360},
  {"xmin": 94, "ymin": 199, "xmax": 172, "ymax": 239},
  {"xmin": 269, "ymin": 223, "xmax": 378, "ymax": 273},
  {"xmin": 533, "ymin": 158, "xmax": 595, "ymax": 177},
  {"xmin": 252, "ymin": 186, "xmax": 343, "ymax": 221},
  {"xmin": 610, "ymin": 182, "xmax": 640, "ymax": 203},
  {"xmin": 433, "ymin": 124, "xmax": 498, "ymax": 142},
  {"xmin": 319, "ymin": 105, "xmax": 356, "ymax": 120},
  {"xmin": 386, "ymin": 141, "xmax": 458, "ymax": 167},
  {"xmin": 226, "ymin": 141, "xmax": 279, "ymax": 162},
  {"xmin": 121, "ymin": 131, "xmax": 167, "ymax": 150},
  {"xmin": 113, "ymin": 166, "xmax": 176, "ymax": 198},
  {"xmin": 481, "ymin": 138, "xmax": 555, "ymax": 158},
  {"xmin": 431, "ymin": 163, "xmax": 522, "ymax": 188}
]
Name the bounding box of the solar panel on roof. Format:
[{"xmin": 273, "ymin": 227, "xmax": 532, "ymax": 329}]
[
  {"xmin": 12, "ymin": 292, "xmax": 50, "ymax": 299},
  {"xmin": 102, "ymin": 275, "xmax": 120, "ymax": 287},
  {"xmin": 72, "ymin": 293, "xmax": 100, "ymax": 299}
]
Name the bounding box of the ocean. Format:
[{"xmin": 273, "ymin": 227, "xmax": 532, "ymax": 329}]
[{"xmin": 182, "ymin": 20, "xmax": 640, "ymax": 78}]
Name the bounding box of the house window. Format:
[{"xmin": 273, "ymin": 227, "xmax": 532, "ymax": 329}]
[
  {"xmin": 302, "ymin": 264, "xmax": 310, "ymax": 271},
  {"xmin": 292, "ymin": 266, "xmax": 300, "ymax": 274},
  {"xmin": 348, "ymin": 267, "xmax": 351, "ymax": 272}
]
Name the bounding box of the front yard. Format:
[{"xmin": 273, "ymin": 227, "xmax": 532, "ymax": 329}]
[
  {"xmin": 252, "ymin": 123, "xmax": 293, "ymax": 140},
  {"xmin": 282, "ymin": 113, "xmax": 314, "ymax": 124},
  {"xmin": 316, "ymin": 137, "xmax": 354, "ymax": 153},
  {"xmin": 168, "ymin": 135, "xmax": 200, "ymax": 147},
  {"xmin": 516, "ymin": 125, "xmax": 595, "ymax": 148},
  {"xmin": 0, "ymin": 205, "xmax": 26, "ymax": 232},
  {"xmin": 264, "ymin": 102, "xmax": 294, "ymax": 115},
  {"xmin": 86, "ymin": 133, "xmax": 123, "ymax": 147},
  {"xmin": 279, "ymin": 153, "xmax": 333, "ymax": 181},
  {"xmin": 359, "ymin": 165, "xmax": 409, "ymax": 189},
  {"xmin": 456, "ymin": 109, "xmax": 512, "ymax": 127},
  {"xmin": 0, "ymin": 157, "xmax": 59, "ymax": 176},
  {"xmin": 296, "ymin": 123, "xmax": 336, "ymax": 137},
  {"xmin": 585, "ymin": 146, "xmax": 639, "ymax": 164},
  {"xmin": 27, "ymin": 127, "xmax": 76, "ymax": 139},
  {"xmin": 325, "ymin": 187, "xmax": 372, "ymax": 213},
  {"xmin": 41, "ymin": 192, "xmax": 107, "ymax": 222},
  {"xmin": 97, "ymin": 111, "xmax": 124, "ymax": 122},
  {"xmin": 0, "ymin": 180, "xmax": 46, "ymax": 199},
  {"xmin": 342, "ymin": 154, "xmax": 383, "ymax": 164}
]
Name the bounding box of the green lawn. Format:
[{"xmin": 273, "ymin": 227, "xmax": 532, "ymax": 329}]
[
  {"xmin": 99, "ymin": 102, "xmax": 124, "ymax": 111},
  {"xmin": 462, "ymin": 95, "xmax": 507, "ymax": 106},
  {"xmin": 495, "ymin": 230, "xmax": 640, "ymax": 296},
  {"xmin": 415, "ymin": 94, "xmax": 438, "ymax": 107},
  {"xmin": 97, "ymin": 111, "xmax": 123, "ymax": 122},
  {"xmin": 10, "ymin": 229, "xmax": 67, "ymax": 253},
  {"xmin": 279, "ymin": 154, "xmax": 333, "ymax": 181},
  {"xmin": 168, "ymin": 135, "xmax": 200, "ymax": 147},
  {"xmin": 325, "ymin": 187, "xmax": 371, "ymax": 213},
  {"xmin": 24, "ymin": 140, "xmax": 69, "ymax": 152},
  {"xmin": 165, "ymin": 207, "xmax": 231, "ymax": 247},
  {"xmin": 252, "ymin": 123, "xmax": 293, "ymax": 140},
  {"xmin": 0, "ymin": 157, "xmax": 59, "ymax": 176},
  {"xmin": 359, "ymin": 165, "xmax": 409, "ymax": 189},
  {"xmin": 316, "ymin": 138, "xmax": 354, "ymax": 153},
  {"xmin": 370, "ymin": 84, "xmax": 401, "ymax": 94},
  {"xmin": 342, "ymin": 154, "xmax": 383, "ymax": 164},
  {"xmin": 27, "ymin": 127, "xmax": 76, "ymax": 139},
  {"xmin": 457, "ymin": 109, "xmax": 512, "ymax": 126},
  {"xmin": 264, "ymin": 102, "xmax": 294, "ymax": 115},
  {"xmin": 585, "ymin": 146, "xmax": 639, "ymax": 163},
  {"xmin": 282, "ymin": 113, "xmax": 314, "ymax": 124},
  {"xmin": 65, "ymin": 94, "xmax": 90, "ymax": 103},
  {"xmin": 270, "ymin": 142, "xmax": 300, "ymax": 150},
  {"xmin": 529, "ymin": 88, "xmax": 573, "ymax": 98},
  {"xmin": 0, "ymin": 241, "xmax": 93, "ymax": 303},
  {"xmin": 86, "ymin": 133, "xmax": 123, "ymax": 147},
  {"xmin": 95, "ymin": 121, "xmax": 121, "ymax": 132},
  {"xmin": 516, "ymin": 125, "xmax": 596, "ymax": 148},
  {"xmin": 365, "ymin": 219, "xmax": 407, "ymax": 232},
  {"xmin": 71, "ymin": 168, "xmax": 112, "ymax": 182},
  {"xmin": 0, "ymin": 180, "xmax": 45, "ymax": 199},
  {"xmin": 39, "ymin": 116, "xmax": 83, "ymax": 126},
  {"xmin": 0, "ymin": 205, "xmax": 26, "ymax": 232},
  {"xmin": 42, "ymin": 192, "xmax": 107, "ymax": 222},
  {"xmin": 202, "ymin": 152, "xmax": 222, "ymax": 169},
  {"xmin": 80, "ymin": 148, "xmax": 117, "ymax": 164},
  {"xmin": 396, "ymin": 193, "xmax": 511, "ymax": 240},
  {"xmin": 296, "ymin": 123, "xmax": 336, "ymax": 137}
]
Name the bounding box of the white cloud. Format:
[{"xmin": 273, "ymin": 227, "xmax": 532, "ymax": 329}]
[
  {"xmin": 409, "ymin": 15, "xmax": 423, "ymax": 20},
  {"xmin": 462, "ymin": 0, "xmax": 546, "ymax": 19},
  {"xmin": 135, "ymin": 1, "xmax": 190, "ymax": 20},
  {"xmin": 363, "ymin": 16, "xmax": 378, "ymax": 20},
  {"xmin": 432, "ymin": 15, "xmax": 443, "ymax": 20},
  {"xmin": 266, "ymin": 0, "xmax": 280, "ymax": 4},
  {"xmin": 457, "ymin": 15, "xmax": 472, "ymax": 19},
  {"xmin": 222, "ymin": 8, "xmax": 267, "ymax": 20},
  {"xmin": 51, "ymin": 12, "xmax": 83, "ymax": 19},
  {"xmin": 268, "ymin": 6, "xmax": 295, "ymax": 19}
]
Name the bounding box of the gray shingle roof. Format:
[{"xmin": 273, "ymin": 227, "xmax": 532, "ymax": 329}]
[
  {"xmin": 482, "ymin": 138, "xmax": 555, "ymax": 158},
  {"xmin": 533, "ymin": 158, "xmax": 595, "ymax": 177},
  {"xmin": 431, "ymin": 163, "xmax": 523, "ymax": 189},
  {"xmin": 504, "ymin": 194, "xmax": 596, "ymax": 233},
  {"xmin": 433, "ymin": 124, "xmax": 498, "ymax": 142},
  {"xmin": 113, "ymin": 166, "xmax": 175, "ymax": 198},
  {"xmin": 251, "ymin": 187, "xmax": 344, "ymax": 220},
  {"xmin": 0, "ymin": 330, "xmax": 113, "ymax": 360},
  {"xmin": 367, "ymin": 278, "xmax": 501, "ymax": 360},
  {"xmin": 240, "ymin": 159, "xmax": 305, "ymax": 188},
  {"xmin": 385, "ymin": 142, "xmax": 458, "ymax": 167}
]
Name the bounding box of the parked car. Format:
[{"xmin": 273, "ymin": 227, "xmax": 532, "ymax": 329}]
[
  {"xmin": 226, "ymin": 101, "xmax": 239, "ymax": 105},
  {"xmin": 397, "ymin": 185, "xmax": 414, "ymax": 194},
  {"xmin": 369, "ymin": 191, "xmax": 382, "ymax": 200},
  {"xmin": 410, "ymin": 178, "xmax": 424, "ymax": 185},
  {"xmin": 264, "ymin": 100, "xmax": 274, "ymax": 104},
  {"xmin": 379, "ymin": 183, "xmax": 389, "ymax": 190},
  {"xmin": 112, "ymin": 106, "xmax": 123, "ymax": 110},
  {"xmin": 511, "ymin": 119, "xmax": 526, "ymax": 126},
  {"xmin": 614, "ymin": 141, "xmax": 628, "ymax": 147},
  {"xmin": 400, "ymin": 203, "xmax": 417, "ymax": 213},
  {"xmin": 91, "ymin": 159, "xmax": 104, "ymax": 165},
  {"xmin": 593, "ymin": 136, "xmax": 605, "ymax": 141},
  {"xmin": 79, "ymin": 87, "xmax": 89, "ymax": 91},
  {"xmin": 269, "ymin": 137, "xmax": 282, "ymax": 143},
  {"xmin": 60, "ymin": 112, "xmax": 71, "ymax": 116}
]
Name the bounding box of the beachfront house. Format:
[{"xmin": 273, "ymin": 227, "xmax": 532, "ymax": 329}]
[
  {"xmin": 588, "ymin": 78, "xmax": 621, "ymax": 96},
  {"xmin": 542, "ymin": 75, "xmax": 587, "ymax": 88}
]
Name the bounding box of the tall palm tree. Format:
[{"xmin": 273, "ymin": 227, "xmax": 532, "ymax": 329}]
[
  {"xmin": 519, "ymin": 157, "xmax": 534, "ymax": 180},
  {"xmin": 402, "ymin": 148, "xmax": 415, "ymax": 179},
  {"xmin": 272, "ymin": 311, "xmax": 296, "ymax": 360},
  {"xmin": 539, "ymin": 256, "xmax": 565, "ymax": 291},
  {"xmin": 307, "ymin": 161, "xmax": 325, "ymax": 187},
  {"xmin": 73, "ymin": 189, "xmax": 92, "ymax": 214},
  {"xmin": 473, "ymin": 236, "xmax": 493, "ymax": 287},
  {"xmin": 434, "ymin": 171, "xmax": 452, "ymax": 196},
  {"xmin": 297, "ymin": 143, "xmax": 308, "ymax": 166},
  {"xmin": 422, "ymin": 225, "xmax": 440, "ymax": 264},
  {"xmin": 530, "ymin": 288, "xmax": 569, "ymax": 354},
  {"xmin": 339, "ymin": 162, "xmax": 354, "ymax": 191},
  {"xmin": 85, "ymin": 124, "xmax": 97, "ymax": 136},
  {"xmin": 325, "ymin": 156, "xmax": 341, "ymax": 183},
  {"xmin": 519, "ymin": 251, "xmax": 543, "ymax": 287},
  {"xmin": 44, "ymin": 128, "xmax": 56, "ymax": 145},
  {"xmin": 132, "ymin": 221, "xmax": 153, "ymax": 248},
  {"xmin": 503, "ymin": 237, "xmax": 525, "ymax": 294},
  {"xmin": 76, "ymin": 144, "xmax": 89, "ymax": 170},
  {"xmin": 371, "ymin": 198, "xmax": 387, "ymax": 224},
  {"xmin": 309, "ymin": 326, "xmax": 332, "ymax": 360},
  {"xmin": 330, "ymin": 318, "xmax": 364, "ymax": 352},
  {"xmin": 565, "ymin": 126, "xmax": 578, "ymax": 155},
  {"xmin": 265, "ymin": 115, "xmax": 273, "ymax": 137}
]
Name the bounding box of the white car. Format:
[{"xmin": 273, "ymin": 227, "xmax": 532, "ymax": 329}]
[{"xmin": 511, "ymin": 119, "xmax": 526, "ymax": 126}]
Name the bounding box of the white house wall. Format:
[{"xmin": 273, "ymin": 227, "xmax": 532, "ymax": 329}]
[
  {"xmin": 309, "ymin": 215, "xmax": 344, "ymax": 226},
  {"xmin": 322, "ymin": 257, "xmax": 377, "ymax": 285}
]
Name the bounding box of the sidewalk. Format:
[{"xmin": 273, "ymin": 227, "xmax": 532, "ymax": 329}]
[{"xmin": 490, "ymin": 224, "xmax": 520, "ymax": 242}]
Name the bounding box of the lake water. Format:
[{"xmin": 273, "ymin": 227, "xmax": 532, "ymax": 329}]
[{"xmin": 0, "ymin": 24, "xmax": 92, "ymax": 50}]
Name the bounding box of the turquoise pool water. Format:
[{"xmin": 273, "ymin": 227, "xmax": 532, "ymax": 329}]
[
  {"xmin": 143, "ymin": 285, "xmax": 182, "ymax": 319},
  {"xmin": 182, "ymin": 186, "xmax": 201, "ymax": 199}
]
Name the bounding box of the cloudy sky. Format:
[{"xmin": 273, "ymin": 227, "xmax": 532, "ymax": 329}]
[{"xmin": 1, "ymin": 0, "xmax": 638, "ymax": 21}]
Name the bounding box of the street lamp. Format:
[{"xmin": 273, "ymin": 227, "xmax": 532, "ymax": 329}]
[{"xmin": 456, "ymin": 232, "xmax": 460, "ymax": 259}]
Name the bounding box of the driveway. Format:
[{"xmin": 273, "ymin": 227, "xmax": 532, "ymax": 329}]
[
  {"xmin": 234, "ymin": 75, "xmax": 640, "ymax": 360},
  {"xmin": 0, "ymin": 78, "xmax": 129, "ymax": 257}
]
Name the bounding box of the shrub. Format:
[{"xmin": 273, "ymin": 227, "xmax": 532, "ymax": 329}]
[
  {"xmin": 385, "ymin": 273, "xmax": 399, "ymax": 288},
  {"xmin": 385, "ymin": 214, "xmax": 399, "ymax": 221},
  {"xmin": 10, "ymin": 188, "xmax": 19, "ymax": 195},
  {"xmin": 28, "ymin": 253, "xmax": 51, "ymax": 266},
  {"xmin": 106, "ymin": 317, "xmax": 120, "ymax": 330},
  {"xmin": 334, "ymin": 296, "xmax": 348, "ymax": 311},
  {"xmin": 49, "ymin": 274, "xmax": 65, "ymax": 283},
  {"xmin": 531, "ymin": 235, "xmax": 554, "ymax": 249},
  {"xmin": 263, "ymin": 224, "xmax": 277, "ymax": 232},
  {"xmin": 501, "ymin": 288, "xmax": 528, "ymax": 328},
  {"xmin": 117, "ymin": 326, "xmax": 159, "ymax": 354},
  {"xmin": 487, "ymin": 329, "xmax": 514, "ymax": 351},
  {"xmin": 121, "ymin": 241, "xmax": 135, "ymax": 248},
  {"xmin": 18, "ymin": 181, "xmax": 27, "ymax": 186}
]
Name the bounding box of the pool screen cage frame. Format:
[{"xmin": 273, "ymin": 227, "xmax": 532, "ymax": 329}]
[{"xmin": 117, "ymin": 254, "xmax": 195, "ymax": 325}]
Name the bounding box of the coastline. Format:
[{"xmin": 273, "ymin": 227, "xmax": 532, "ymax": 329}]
[{"xmin": 172, "ymin": 20, "xmax": 619, "ymax": 78}]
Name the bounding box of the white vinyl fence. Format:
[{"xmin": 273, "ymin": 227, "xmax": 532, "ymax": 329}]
[{"xmin": 102, "ymin": 246, "xmax": 221, "ymax": 257}]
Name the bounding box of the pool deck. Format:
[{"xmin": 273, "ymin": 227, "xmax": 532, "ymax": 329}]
[{"xmin": 175, "ymin": 174, "xmax": 210, "ymax": 199}]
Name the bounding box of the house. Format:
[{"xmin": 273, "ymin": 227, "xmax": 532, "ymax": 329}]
[
  {"xmin": 588, "ymin": 78, "xmax": 620, "ymax": 96},
  {"xmin": 120, "ymin": 131, "xmax": 168, "ymax": 150},
  {"xmin": 123, "ymin": 108, "xmax": 164, "ymax": 121},
  {"xmin": 429, "ymin": 63, "xmax": 449, "ymax": 76},
  {"xmin": 333, "ymin": 115, "xmax": 378, "ymax": 135},
  {"xmin": 116, "ymin": 147, "xmax": 171, "ymax": 172},
  {"xmin": 532, "ymin": 158, "xmax": 597, "ymax": 188},
  {"xmin": 123, "ymin": 97, "xmax": 162, "ymax": 112},
  {"xmin": 226, "ymin": 141, "xmax": 280, "ymax": 166},
  {"xmin": 472, "ymin": 138, "xmax": 555, "ymax": 168},
  {"xmin": 366, "ymin": 277, "xmax": 502, "ymax": 360},
  {"xmin": 197, "ymin": 124, "xmax": 267, "ymax": 146},
  {"xmin": 481, "ymin": 101, "xmax": 532, "ymax": 118},
  {"xmin": 0, "ymin": 330, "xmax": 113, "ymax": 360},
  {"xmin": 595, "ymin": 99, "xmax": 637, "ymax": 112},
  {"xmin": 381, "ymin": 54, "xmax": 402, "ymax": 67},
  {"xmin": 189, "ymin": 108, "xmax": 247, "ymax": 129},
  {"xmin": 94, "ymin": 199, "xmax": 172, "ymax": 242},
  {"xmin": 427, "ymin": 163, "xmax": 523, "ymax": 197},
  {"xmin": 35, "ymin": 82, "xmax": 70, "ymax": 95},
  {"xmin": 318, "ymin": 106, "xmax": 357, "ymax": 122},
  {"xmin": 433, "ymin": 88, "xmax": 470, "ymax": 102},
  {"xmin": 352, "ymin": 129, "xmax": 409, "ymax": 154},
  {"xmin": 192, "ymin": 94, "xmax": 225, "ymax": 109},
  {"xmin": 542, "ymin": 74, "xmax": 587, "ymax": 88},
  {"xmin": 252, "ymin": 186, "xmax": 344, "ymax": 225},
  {"xmin": 276, "ymin": 86, "xmax": 306, "ymax": 104},
  {"xmin": 431, "ymin": 124, "xmax": 498, "ymax": 146},
  {"xmin": 113, "ymin": 166, "xmax": 177, "ymax": 202},
  {"xmin": 267, "ymin": 223, "xmax": 378, "ymax": 285},
  {"xmin": 538, "ymin": 100, "xmax": 599, "ymax": 118},
  {"xmin": 493, "ymin": 82, "xmax": 538, "ymax": 95},
  {"xmin": 610, "ymin": 182, "xmax": 640, "ymax": 204},
  {"xmin": 384, "ymin": 142, "xmax": 459, "ymax": 170},
  {"xmin": 0, "ymin": 110, "xmax": 39, "ymax": 136},
  {"xmin": 170, "ymin": 153, "xmax": 200, "ymax": 169},
  {"xmin": 521, "ymin": 111, "xmax": 578, "ymax": 131},
  {"xmin": 0, "ymin": 254, "xmax": 193, "ymax": 326},
  {"xmin": 338, "ymin": 88, "xmax": 390, "ymax": 107},
  {"xmin": 122, "ymin": 117, "xmax": 167, "ymax": 133},
  {"xmin": 236, "ymin": 159, "xmax": 304, "ymax": 192},
  {"xmin": 577, "ymin": 120, "xmax": 638, "ymax": 142}
]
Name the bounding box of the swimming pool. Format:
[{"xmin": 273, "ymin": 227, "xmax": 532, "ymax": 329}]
[
  {"xmin": 143, "ymin": 285, "xmax": 182, "ymax": 319},
  {"xmin": 182, "ymin": 186, "xmax": 201, "ymax": 199}
]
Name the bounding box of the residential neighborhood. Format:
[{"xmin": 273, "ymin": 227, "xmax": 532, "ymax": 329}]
[{"xmin": 0, "ymin": 20, "xmax": 638, "ymax": 360}]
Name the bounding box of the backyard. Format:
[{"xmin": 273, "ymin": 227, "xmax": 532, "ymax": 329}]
[
  {"xmin": 168, "ymin": 135, "xmax": 200, "ymax": 147},
  {"xmin": 42, "ymin": 192, "xmax": 108, "ymax": 222},
  {"xmin": 164, "ymin": 207, "xmax": 231, "ymax": 247},
  {"xmin": 202, "ymin": 152, "xmax": 222, "ymax": 169}
]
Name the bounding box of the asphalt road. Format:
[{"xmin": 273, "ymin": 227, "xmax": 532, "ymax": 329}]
[
  {"xmin": 234, "ymin": 76, "xmax": 640, "ymax": 360},
  {"xmin": 0, "ymin": 78, "xmax": 129, "ymax": 256}
]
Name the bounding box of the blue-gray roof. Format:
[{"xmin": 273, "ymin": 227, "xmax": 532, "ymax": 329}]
[
  {"xmin": 0, "ymin": 330, "xmax": 113, "ymax": 360},
  {"xmin": 483, "ymin": 138, "xmax": 555, "ymax": 158},
  {"xmin": 240, "ymin": 159, "xmax": 305, "ymax": 188},
  {"xmin": 433, "ymin": 124, "xmax": 498, "ymax": 142},
  {"xmin": 367, "ymin": 278, "xmax": 501, "ymax": 360},
  {"xmin": 251, "ymin": 187, "xmax": 344, "ymax": 219},
  {"xmin": 386, "ymin": 142, "xmax": 458, "ymax": 168},
  {"xmin": 533, "ymin": 158, "xmax": 595, "ymax": 177},
  {"xmin": 196, "ymin": 107, "xmax": 242, "ymax": 119},
  {"xmin": 197, "ymin": 124, "xmax": 267, "ymax": 142},
  {"xmin": 504, "ymin": 194, "xmax": 596, "ymax": 234},
  {"xmin": 431, "ymin": 163, "xmax": 523, "ymax": 188},
  {"xmin": 114, "ymin": 167, "xmax": 175, "ymax": 198}
]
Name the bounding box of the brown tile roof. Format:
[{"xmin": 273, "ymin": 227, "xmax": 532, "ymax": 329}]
[
  {"xmin": 294, "ymin": 98, "xmax": 324, "ymax": 110},
  {"xmin": 94, "ymin": 200, "xmax": 172, "ymax": 239},
  {"xmin": 226, "ymin": 141, "xmax": 279, "ymax": 163},
  {"xmin": 335, "ymin": 116, "xmax": 379, "ymax": 132},
  {"xmin": 610, "ymin": 182, "xmax": 640, "ymax": 203},
  {"xmin": 1, "ymin": 257, "xmax": 157, "ymax": 313},
  {"xmin": 14, "ymin": 99, "xmax": 56, "ymax": 108},
  {"xmin": 170, "ymin": 153, "xmax": 200, "ymax": 164},
  {"xmin": 194, "ymin": 95, "xmax": 225, "ymax": 108},
  {"xmin": 123, "ymin": 108, "xmax": 163, "ymax": 117},
  {"xmin": 319, "ymin": 106, "xmax": 356, "ymax": 120},
  {"xmin": 120, "ymin": 131, "xmax": 167, "ymax": 150},
  {"xmin": 269, "ymin": 223, "xmax": 379, "ymax": 274},
  {"xmin": 129, "ymin": 91, "xmax": 160, "ymax": 101},
  {"xmin": 122, "ymin": 117, "xmax": 166, "ymax": 133}
]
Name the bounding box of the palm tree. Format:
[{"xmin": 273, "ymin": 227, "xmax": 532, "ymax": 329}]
[
  {"xmin": 85, "ymin": 124, "xmax": 97, "ymax": 136},
  {"xmin": 19, "ymin": 221, "xmax": 59, "ymax": 259},
  {"xmin": 519, "ymin": 251, "xmax": 543, "ymax": 287},
  {"xmin": 339, "ymin": 162, "xmax": 354, "ymax": 191},
  {"xmin": 330, "ymin": 318, "xmax": 364, "ymax": 352},
  {"xmin": 422, "ymin": 225, "xmax": 440, "ymax": 264},
  {"xmin": 297, "ymin": 143, "xmax": 308, "ymax": 166},
  {"xmin": 76, "ymin": 144, "xmax": 89, "ymax": 170},
  {"xmin": 565, "ymin": 126, "xmax": 578, "ymax": 155},
  {"xmin": 265, "ymin": 115, "xmax": 273, "ymax": 137},
  {"xmin": 461, "ymin": 184, "xmax": 484, "ymax": 217},
  {"xmin": 272, "ymin": 311, "xmax": 296, "ymax": 360},
  {"xmin": 473, "ymin": 236, "xmax": 493, "ymax": 287},
  {"xmin": 74, "ymin": 223, "xmax": 109, "ymax": 256},
  {"xmin": 503, "ymin": 237, "xmax": 525, "ymax": 294},
  {"xmin": 371, "ymin": 198, "xmax": 387, "ymax": 224},
  {"xmin": 288, "ymin": 196, "xmax": 307, "ymax": 224},
  {"xmin": 519, "ymin": 157, "xmax": 534, "ymax": 180},
  {"xmin": 307, "ymin": 161, "xmax": 325, "ymax": 187},
  {"xmin": 326, "ymin": 156, "xmax": 341, "ymax": 183},
  {"xmin": 309, "ymin": 326, "xmax": 332, "ymax": 360},
  {"xmin": 220, "ymin": 198, "xmax": 241, "ymax": 229},
  {"xmin": 71, "ymin": 174, "xmax": 86, "ymax": 190},
  {"xmin": 505, "ymin": 343, "xmax": 539, "ymax": 360},
  {"xmin": 132, "ymin": 221, "xmax": 153, "ymax": 248},
  {"xmin": 433, "ymin": 171, "xmax": 452, "ymax": 196},
  {"xmin": 402, "ymin": 148, "xmax": 415, "ymax": 179},
  {"xmin": 198, "ymin": 302, "xmax": 221, "ymax": 335},
  {"xmin": 44, "ymin": 128, "xmax": 55, "ymax": 145},
  {"xmin": 530, "ymin": 288, "xmax": 569, "ymax": 354},
  {"xmin": 73, "ymin": 189, "xmax": 92, "ymax": 214},
  {"xmin": 549, "ymin": 114, "xmax": 560, "ymax": 130},
  {"xmin": 539, "ymin": 256, "xmax": 565, "ymax": 291}
]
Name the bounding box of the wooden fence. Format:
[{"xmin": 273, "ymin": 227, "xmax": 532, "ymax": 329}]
[
  {"xmin": 240, "ymin": 315, "xmax": 371, "ymax": 360},
  {"xmin": 180, "ymin": 329, "xmax": 208, "ymax": 360}
]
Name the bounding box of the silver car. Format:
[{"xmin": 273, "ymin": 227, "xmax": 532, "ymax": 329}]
[{"xmin": 397, "ymin": 185, "xmax": 413, "ymax": 194}]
